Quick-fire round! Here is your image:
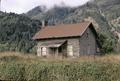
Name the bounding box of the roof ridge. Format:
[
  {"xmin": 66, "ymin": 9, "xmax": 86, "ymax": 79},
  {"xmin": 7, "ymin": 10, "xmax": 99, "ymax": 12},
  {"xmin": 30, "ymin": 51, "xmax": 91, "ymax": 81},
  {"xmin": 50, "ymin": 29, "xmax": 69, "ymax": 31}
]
[{"xmin": 44, "ymin": 21, "xmax": 91, "ymax": 28}]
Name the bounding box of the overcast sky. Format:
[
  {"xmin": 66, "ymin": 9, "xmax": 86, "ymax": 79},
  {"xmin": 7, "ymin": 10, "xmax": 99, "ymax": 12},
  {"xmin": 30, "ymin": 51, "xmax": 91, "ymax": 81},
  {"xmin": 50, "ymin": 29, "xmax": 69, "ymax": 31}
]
[{"xmin": 1, "ymin": 0, "xmax": 90, "ymax": 14}]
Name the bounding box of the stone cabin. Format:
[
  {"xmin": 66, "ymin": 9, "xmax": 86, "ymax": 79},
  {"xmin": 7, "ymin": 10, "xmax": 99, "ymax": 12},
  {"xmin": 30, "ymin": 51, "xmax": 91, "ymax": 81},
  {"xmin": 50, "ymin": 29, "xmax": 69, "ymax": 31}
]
[{"xmin": 33, "ymin": 21, "xmax": 101, "ymax": 57}]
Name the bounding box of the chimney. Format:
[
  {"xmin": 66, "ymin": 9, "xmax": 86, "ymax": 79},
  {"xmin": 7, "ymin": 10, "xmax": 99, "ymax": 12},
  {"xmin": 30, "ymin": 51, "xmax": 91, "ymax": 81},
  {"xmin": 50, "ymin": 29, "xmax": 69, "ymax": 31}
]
[{"xmin": 42, "ymin": 20, "xmax": 45, "ymax": 28}]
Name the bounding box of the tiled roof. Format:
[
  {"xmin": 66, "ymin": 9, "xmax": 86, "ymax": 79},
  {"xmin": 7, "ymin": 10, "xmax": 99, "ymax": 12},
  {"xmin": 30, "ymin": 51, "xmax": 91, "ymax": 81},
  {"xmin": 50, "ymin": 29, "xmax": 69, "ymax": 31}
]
[{"xmin": 33, "ymin": 21, "xmax": 92, "ymax": 40}]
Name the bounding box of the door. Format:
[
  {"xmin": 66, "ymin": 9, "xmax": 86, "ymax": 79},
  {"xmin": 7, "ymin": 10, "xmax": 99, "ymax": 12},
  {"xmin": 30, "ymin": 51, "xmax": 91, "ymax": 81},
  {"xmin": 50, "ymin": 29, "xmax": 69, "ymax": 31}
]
[{"xmin": 49, "ymin": 47, "xmax": 57, "ymax": 56}]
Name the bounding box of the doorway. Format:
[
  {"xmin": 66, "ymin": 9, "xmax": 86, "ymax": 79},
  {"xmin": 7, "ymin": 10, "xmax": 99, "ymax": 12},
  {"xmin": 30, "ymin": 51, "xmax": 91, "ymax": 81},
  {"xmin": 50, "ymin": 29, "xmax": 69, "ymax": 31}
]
[{"xmin": 49, "ymin": 47, "xmax": 58, "ymax": 56}]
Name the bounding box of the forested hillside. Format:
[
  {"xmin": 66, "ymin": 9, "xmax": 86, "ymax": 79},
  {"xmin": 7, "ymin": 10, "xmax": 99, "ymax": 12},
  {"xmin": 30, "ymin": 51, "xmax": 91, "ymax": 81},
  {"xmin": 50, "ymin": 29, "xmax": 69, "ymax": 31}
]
[
  {"xmin": 0, "ymin": 12, "xmax": 41, "ymax": 53},
  {"xmin": 95, "ymin": 0, "xmax": 120, "ymax": 20}
]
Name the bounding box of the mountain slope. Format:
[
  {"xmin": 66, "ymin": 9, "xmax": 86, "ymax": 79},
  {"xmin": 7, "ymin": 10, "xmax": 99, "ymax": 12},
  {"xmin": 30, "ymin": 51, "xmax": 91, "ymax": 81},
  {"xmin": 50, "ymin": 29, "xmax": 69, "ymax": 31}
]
[
  {"xmin": 27, "ymin": 6, "xmax": 75, "ymax": 25},
  {"xmin": 26, "ymin": 6, "xmax": 46, "ymax": 17},
  {"xmin": 27, "ymin": 0, "xmax": 120, "ymax": 29},
  {"xmin": 0, "ymin": 12, "xmax": 41, "ymax": 53},
  {"xmin": 94, "ymin": 0, "xmax": 120, "ymax": 20},
  {"xmin": 63, "ymin": 3, "xmax": 111, "ymax": 34},
  {"xmin": 26, "ymin": 0, "xmax": 120, "ymax": 35}
]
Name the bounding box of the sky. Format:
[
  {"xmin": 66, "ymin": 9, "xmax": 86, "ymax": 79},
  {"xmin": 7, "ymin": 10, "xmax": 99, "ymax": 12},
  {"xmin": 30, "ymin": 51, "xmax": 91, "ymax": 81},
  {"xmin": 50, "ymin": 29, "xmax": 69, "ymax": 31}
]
[{"xmin": 1, "ymin": 0, "xmax": 90, "ymax": 14}]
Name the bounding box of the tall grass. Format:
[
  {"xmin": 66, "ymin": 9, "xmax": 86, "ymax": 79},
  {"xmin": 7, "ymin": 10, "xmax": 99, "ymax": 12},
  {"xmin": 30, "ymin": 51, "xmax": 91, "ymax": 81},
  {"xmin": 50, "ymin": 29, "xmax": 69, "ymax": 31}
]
[
  {"xmin": 0, "ymin": 52, "xmax": 120, "ymax": 81},
  {"xmin": 0, "ymin": 52, "xmax": 120, "ymax": 63}
]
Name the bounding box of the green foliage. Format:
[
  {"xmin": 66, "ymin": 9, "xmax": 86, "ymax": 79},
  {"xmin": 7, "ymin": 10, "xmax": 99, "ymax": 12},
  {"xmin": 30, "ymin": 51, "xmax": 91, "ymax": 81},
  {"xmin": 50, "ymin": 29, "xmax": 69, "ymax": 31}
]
[
  {"xmin": 0, "ymin": 12, "xmax": 41, "ymax": 53},
  {"xmin": 0, "ymin": 62, "xmax": 120, "ymax": 81},
  {"xmin": 98, "ymin": 33, "xmax": 116, "ymax": 53}
]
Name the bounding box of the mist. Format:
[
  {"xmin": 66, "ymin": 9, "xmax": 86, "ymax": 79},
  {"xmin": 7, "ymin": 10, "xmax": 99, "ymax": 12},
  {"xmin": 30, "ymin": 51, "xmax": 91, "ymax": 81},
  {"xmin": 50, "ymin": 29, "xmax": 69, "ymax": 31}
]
[{"xmin": 1, "ymin": 0, "xmax": 90, "ymax": 14}]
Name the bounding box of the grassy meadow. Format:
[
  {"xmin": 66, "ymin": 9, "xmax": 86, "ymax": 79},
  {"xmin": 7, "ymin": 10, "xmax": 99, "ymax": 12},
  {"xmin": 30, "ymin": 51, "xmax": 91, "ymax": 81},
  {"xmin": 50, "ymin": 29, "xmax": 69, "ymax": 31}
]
[{"xmin": 0, "ymin": 52, "xmax": 120, "ymax": 81}]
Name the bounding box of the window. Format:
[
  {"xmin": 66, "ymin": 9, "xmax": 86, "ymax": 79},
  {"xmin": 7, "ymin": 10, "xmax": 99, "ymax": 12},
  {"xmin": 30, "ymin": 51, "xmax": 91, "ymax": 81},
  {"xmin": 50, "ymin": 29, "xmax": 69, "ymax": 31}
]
[
  {"xmin": 67, "ymin": 45, "xmax": 73, "ymax": 56},
  {"xmin": 42, "ymin": 47, "xmax": 47, "ymax": 56}
]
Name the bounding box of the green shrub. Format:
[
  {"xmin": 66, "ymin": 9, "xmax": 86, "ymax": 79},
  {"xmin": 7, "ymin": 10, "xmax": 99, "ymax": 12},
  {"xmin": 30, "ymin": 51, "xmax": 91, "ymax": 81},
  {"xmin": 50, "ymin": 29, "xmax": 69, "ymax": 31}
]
[{"xmin": 98, "ymin": 33, "xmax": 116, "ymax": 53}]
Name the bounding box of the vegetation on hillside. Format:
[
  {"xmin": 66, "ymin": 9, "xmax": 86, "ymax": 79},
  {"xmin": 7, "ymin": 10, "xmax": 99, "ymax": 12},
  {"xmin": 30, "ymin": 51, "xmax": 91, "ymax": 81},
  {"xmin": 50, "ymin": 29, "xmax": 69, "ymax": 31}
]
[
  {"xmin": 0, "ymin": 12, "xmax": 41, "ymax": 53},
  {"xmin": 95, "ymin": 0, "xmax": 120, "ymax": 20}
]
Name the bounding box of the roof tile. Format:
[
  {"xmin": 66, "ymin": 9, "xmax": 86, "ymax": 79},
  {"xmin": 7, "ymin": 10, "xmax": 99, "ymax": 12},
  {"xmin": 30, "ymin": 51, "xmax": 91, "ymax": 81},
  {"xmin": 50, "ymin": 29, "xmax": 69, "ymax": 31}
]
[{"xmin": 33, "ymin": 21, "xmax": 91, "ymax": 40}]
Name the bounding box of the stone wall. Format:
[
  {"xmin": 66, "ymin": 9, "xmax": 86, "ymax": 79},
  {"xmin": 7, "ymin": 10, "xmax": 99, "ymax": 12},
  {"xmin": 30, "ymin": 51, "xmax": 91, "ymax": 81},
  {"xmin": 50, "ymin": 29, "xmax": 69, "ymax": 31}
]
[{"xmin": 37, "ymin": 37, "xmax": 80, "ymax": 57}]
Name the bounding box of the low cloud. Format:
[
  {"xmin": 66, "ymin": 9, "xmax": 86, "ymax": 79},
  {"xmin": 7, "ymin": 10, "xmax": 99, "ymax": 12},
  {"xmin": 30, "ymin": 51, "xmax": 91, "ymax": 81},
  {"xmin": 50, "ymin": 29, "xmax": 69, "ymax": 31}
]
[{"xmin": 1, "ymin": 0, "xmax": 90, "ymax": 14}]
